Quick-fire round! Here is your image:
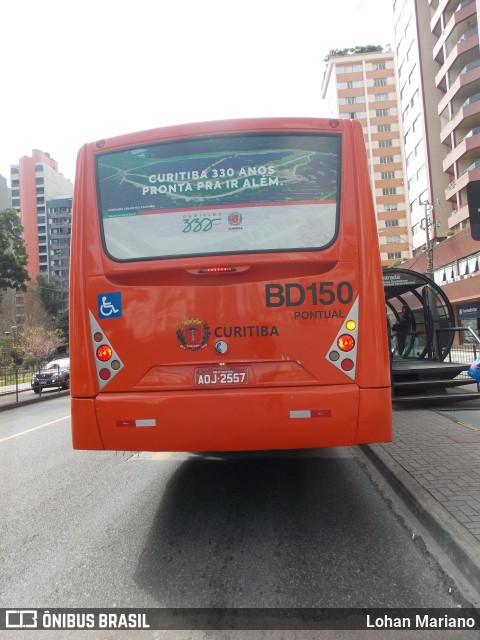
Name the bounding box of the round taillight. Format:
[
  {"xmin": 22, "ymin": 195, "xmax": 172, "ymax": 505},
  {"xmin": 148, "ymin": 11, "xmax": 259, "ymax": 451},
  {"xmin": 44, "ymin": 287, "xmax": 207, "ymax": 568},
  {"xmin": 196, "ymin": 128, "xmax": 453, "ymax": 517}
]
[
  {"xmin": 96, "ymin": 345, "xmax": 113, "ymax": 361},
  {"xmin": 337, "ymin": 334, "xmax": 355, "ymax": 352},
  {"xmin": 99, "ymin": 368, "xmax": 111, "ymax": 380},
  {"xmin": 341, "ymin": 358, "xmax": 354, "ymax": 371}
]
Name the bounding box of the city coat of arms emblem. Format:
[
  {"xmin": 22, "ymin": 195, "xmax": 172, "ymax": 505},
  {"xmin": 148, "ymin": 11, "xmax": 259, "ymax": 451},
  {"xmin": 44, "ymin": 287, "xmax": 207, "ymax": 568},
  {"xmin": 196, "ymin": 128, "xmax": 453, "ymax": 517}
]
[{"xmin": 176, "ymin": 318, "xmax": 210, "ymax": 350}]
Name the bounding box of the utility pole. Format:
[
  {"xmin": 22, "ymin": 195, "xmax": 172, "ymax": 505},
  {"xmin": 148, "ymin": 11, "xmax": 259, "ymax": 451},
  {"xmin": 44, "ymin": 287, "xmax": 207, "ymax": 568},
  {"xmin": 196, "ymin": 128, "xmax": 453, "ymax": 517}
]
[{"xmin": 419, "ymin": 198, "xmax": 438, "ymax": 279}]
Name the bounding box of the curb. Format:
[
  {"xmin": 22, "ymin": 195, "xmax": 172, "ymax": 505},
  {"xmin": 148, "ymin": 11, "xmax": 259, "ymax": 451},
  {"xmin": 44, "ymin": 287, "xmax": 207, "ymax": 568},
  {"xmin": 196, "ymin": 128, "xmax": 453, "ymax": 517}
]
[
  {"xmin": 361, "ymin": 442, "xmax": 480, "ymax": 598},
  {"xmin": 0, "ymin": 390, "xmax": 70, "ymax": 413}
]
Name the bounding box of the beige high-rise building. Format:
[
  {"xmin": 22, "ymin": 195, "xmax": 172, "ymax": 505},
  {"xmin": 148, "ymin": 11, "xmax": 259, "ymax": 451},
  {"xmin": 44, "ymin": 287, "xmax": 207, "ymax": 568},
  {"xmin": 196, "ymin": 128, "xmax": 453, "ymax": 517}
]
[{"xmin": 322, "ymin": 49, "xmax": 411, "ymax": 267}]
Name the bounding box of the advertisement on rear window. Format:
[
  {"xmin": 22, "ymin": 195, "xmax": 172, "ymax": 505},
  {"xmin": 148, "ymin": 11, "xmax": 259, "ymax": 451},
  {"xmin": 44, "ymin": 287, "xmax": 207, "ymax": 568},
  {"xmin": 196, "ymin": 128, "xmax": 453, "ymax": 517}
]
[{"xmin": 96, "ymin": 133, "xmax": 340, "ymax": 260}]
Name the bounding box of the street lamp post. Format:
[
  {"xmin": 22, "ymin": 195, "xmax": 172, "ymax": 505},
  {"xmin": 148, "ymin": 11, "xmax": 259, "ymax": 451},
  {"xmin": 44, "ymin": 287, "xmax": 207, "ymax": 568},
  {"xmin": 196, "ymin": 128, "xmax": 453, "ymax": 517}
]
[{"xmin": 5, "ymin": 326, "xmax": 18, "ymax": 402}]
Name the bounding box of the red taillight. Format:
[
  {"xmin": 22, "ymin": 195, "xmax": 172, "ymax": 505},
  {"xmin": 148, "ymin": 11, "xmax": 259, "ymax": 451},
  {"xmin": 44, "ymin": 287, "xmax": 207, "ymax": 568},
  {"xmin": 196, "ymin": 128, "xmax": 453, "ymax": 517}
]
[
  {"xmin": 337, "ymin": 334, "xmax": 355, "ymax": 352},
  {"xmin": 341, "ymin": 358, "xmax": 354, "ymax": 371},
  {"xmin": 96, "ymin": 345, "xmax": 113, "ymax": 361},
  {"xmin": 198, "ymin": 267, "xmax": 237, "ymax": 274},
  {"xmin": 99, "ymin": 368, "xmax": 111, "ymax": 380}
]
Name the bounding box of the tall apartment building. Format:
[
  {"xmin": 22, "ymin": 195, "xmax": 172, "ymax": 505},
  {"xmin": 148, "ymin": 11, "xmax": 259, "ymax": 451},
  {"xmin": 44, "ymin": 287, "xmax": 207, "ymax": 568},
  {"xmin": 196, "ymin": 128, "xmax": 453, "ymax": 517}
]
[
  {"xmin": 394, "ymin": 0, "xmax": 451, "ymax": 251},
  {"xmin": 393, "ymin": 0, "xmax": 480, "ymax": 335},
  {"xmin": 322, "ymin": 49, "xmax": 411, "ymax": 266},
  {"xmin": 10, "ymin": 150, "xmax": 73, "ymax": 282},
  {"xmin": 0, "ymin": 174, "xmax": 10, "ymax": 210},
  {"xmin": 430, "ymin": 0, "xmax": 480, "ymax": 230}
]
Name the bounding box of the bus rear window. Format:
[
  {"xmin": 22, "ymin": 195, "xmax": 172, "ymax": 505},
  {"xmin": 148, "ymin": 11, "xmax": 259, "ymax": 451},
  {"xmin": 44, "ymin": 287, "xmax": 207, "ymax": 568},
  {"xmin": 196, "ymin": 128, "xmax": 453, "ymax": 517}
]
[{"xmin": 96, "ymin": 133, "xmax": 340, "ymax": 261}]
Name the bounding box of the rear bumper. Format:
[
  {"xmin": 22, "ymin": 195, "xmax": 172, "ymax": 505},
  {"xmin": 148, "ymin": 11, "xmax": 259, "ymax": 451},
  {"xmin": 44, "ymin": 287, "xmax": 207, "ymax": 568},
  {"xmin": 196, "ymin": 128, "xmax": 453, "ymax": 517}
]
[{"xmin": 71, "ymin": 385, "xmax": 392, "ymax": 452}]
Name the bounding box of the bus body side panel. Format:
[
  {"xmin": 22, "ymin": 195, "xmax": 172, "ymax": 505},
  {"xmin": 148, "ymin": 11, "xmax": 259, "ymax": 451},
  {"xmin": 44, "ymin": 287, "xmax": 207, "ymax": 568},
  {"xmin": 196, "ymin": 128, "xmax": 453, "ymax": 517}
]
[
  {"xmin": 71, "ymin": 398, "xmax": 104, "ymax": 449},
  {"xmin": 93, "ymin": 386, "xmax": 359, "ymax": 452},
  {"xmin": 356, "ymin": 388, "xmax": 392, "ymax": 444},
  {"xmin": 70, "ymin": 144, "xmax": 105, "ymax": 399},
  {"xmin": 348, "ymin": 120, "xmax": 391, "ymax": 391}
]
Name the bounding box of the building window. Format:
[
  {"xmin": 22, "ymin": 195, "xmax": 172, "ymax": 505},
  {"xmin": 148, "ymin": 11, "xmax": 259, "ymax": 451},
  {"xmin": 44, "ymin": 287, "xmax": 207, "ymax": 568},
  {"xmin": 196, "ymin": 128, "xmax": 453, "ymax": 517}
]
[
  {"xmin": 378, "ymin": 124, "xmax": 391, "ymax": 132},
  {"xmin": 376, "ymin": 93, "xmax": 389, "ymax": 101},
  {"xmin": 376, "ymin": 108, "xmax": 390, "ymax": 117},
  {"xmin": 381, "ymin": 171, "xmax": 395, "ymax": 179},
  {"xmin": 380, "ymin": 155, "xmax": 394, "ymax": 164},
  {"xmin": 347, "ymin": 96, "xmax": 357, "ymax": 104},
  {"xmin": 388, "ymin": 252, "xmax": 402, "ymax": 260},
  {"xmin": 346, "ymin": 81, "xmax": 354, "ymax": 89},
  {"xmin": 386, "ymin": 236, "xmax": 401, "ymax": 243},
  {"xmin": 379, "ymin": 139, "xmax": 393, "ymax": 148},
  {"xmin": 384, "ymin": 204, "xmax": 398, "ymax": 212},
  {"xmin": 385, "ymin": 217, "xmax": 399, "ymax": 225},
  {"xmin": 383, "ymin": 187, "xmax": 397, "ymax": 195},
  {"xmin": 374, "ymin": 78, "xmax": 388, "ymax": 86},
  {"xmin": 374, "ymin": 62, "xmax": 386, "ymax": 70}
]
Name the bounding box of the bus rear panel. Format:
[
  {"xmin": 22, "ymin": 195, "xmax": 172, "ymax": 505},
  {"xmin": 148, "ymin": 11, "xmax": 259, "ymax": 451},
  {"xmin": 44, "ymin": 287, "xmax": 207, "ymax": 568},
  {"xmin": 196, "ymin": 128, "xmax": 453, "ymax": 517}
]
[{"xmin": 70, "ymin": 118, "xmax": 392, "ymax": 451}]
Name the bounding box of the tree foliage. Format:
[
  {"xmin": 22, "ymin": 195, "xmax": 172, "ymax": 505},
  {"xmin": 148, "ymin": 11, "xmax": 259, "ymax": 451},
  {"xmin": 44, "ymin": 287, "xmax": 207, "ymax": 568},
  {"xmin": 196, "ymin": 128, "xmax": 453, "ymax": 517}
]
[
  {"xmin": 36, "ymin": 273, "xmax": 64, "ymax": 318},
  {"xmin": 324, "ymin": 45, "xmax": 383, "ymax": 63},
  {"xmin": 17, "ymin": 326, "xmax": 64, "ymax": 367},
  {"xmin": 0, "ymin": 208, "xmax": 29, "ymax": 291}
]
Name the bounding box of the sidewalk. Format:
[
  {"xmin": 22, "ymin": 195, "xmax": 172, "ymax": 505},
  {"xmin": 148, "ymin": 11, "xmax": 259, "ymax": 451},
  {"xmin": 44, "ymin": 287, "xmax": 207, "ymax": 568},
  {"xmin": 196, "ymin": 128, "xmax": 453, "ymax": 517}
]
[
  {"xmin": 363, "ymin": 402, "xmax": 480, "ymax": 600},
  {"xmin": 0, "ymin": 388, "xmax": 69, "ymax": 411}
]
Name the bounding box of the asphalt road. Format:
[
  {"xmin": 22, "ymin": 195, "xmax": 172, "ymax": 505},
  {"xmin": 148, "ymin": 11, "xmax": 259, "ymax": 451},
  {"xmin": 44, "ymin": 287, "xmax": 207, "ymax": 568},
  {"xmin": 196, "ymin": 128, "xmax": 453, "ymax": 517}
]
[{"xmin": 0, "ymin": 397, "xmax": 475, "ymax": 618}]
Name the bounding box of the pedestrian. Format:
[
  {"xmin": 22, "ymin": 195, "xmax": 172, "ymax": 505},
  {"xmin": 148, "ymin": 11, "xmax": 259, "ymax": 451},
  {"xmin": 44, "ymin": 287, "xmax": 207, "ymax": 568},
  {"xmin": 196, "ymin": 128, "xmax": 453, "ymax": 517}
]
[{"xmin": 392, "ymin": 305, "xmax": 413, "ymax": 357}]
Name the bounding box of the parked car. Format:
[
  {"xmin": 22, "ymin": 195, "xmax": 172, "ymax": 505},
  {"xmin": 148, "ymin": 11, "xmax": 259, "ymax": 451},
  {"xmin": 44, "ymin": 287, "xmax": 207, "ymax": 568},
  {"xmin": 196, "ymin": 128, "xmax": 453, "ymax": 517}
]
[{"xmin": 31, "ymin": 358, "xmax": 70, "ymax": 393}]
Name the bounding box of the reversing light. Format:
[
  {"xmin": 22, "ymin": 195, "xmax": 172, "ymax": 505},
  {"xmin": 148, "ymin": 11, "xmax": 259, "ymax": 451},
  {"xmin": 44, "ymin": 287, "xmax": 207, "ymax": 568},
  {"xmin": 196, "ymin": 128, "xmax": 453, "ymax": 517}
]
[
  {"xmin": 346, "ymin": 320, "xmax": 357, "ymax": 331},
  {"xmin": 337, "ymin": 334, "xmax": 355, "ymax": 352},
  {"xmin": 96, "ymin": 345, "xmax": 113, "ymax": 361}
]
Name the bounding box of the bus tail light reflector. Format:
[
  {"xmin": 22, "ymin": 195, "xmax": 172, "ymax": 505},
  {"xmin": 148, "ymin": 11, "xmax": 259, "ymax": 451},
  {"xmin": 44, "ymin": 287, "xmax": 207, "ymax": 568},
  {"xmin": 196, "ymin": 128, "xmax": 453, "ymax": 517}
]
[
  {"xmin": 326, "ymin": 297, "xmax": 359, "ymax": 380},
  {"xmin": 89, "ymin": 311, "xmax": 124, "ymax": 389}
]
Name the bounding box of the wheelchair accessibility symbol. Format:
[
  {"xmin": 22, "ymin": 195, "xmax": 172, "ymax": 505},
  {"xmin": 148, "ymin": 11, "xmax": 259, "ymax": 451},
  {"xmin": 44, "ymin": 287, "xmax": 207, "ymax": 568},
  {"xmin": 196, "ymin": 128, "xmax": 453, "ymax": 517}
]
[{"xmin": 98, "ymin": 292, "xmax": 122, "ymax": 319}]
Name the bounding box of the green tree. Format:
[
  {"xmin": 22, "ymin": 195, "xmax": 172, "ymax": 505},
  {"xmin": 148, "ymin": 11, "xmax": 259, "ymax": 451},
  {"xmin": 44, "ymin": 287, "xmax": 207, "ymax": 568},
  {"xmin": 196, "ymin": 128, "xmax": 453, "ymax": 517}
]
[
  {"xmin": 36, "ymin": 273, "xmax": 63, "ymax": 318},
  {"xmin": 0, "ymin": 208, "xmax": 29, "ymax": 291},
  {"xmin": 17, "ymin": 326, "xmax": 64, "ymax": 367},
  {"xmin": 324, "ymin": 45, "xmax": 383, "ymax": 63},
  {"xmin": 35, "ymin": 273, "xmax": 69, "ymax": 341}
]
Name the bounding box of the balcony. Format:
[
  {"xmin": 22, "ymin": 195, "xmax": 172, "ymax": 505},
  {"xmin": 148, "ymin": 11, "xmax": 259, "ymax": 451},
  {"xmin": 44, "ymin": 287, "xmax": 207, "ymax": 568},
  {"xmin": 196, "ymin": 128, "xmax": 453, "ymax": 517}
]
[
  {"xmin": 437, "ymin": 59, "xmax": 480, "ymax": 115},
  {"xmin": 435, "ymin": 28, "xmax": 479, "ymax": 91},
  {"xmin": 445, "ymin": 163, "xmax": 480, "ymax": 200},
  {"xmin": 433, "ymin": 0, "xmax": 477, "ymax": 63},
  {"xmin": 442, "ymin": 129, "xmax": 480, "ymax": 171},
  {"xmin": 441, "ymin": 91, "xmax": 480, "ymax": 141}
]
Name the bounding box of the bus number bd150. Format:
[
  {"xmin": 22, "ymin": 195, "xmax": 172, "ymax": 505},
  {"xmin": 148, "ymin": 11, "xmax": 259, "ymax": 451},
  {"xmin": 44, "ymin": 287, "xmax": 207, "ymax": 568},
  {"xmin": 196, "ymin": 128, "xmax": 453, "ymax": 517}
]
[{"xmin": 265, "ymin": 282, "xmax": 354, "ymax": 308}]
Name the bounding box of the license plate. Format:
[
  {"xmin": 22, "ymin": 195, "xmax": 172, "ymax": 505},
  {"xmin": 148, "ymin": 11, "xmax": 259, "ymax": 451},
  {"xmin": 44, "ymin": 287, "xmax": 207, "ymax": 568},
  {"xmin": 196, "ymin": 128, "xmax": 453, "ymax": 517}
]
[{"xmin": 195, "ymin": 367, "xmax": 249, "ymax": 386}]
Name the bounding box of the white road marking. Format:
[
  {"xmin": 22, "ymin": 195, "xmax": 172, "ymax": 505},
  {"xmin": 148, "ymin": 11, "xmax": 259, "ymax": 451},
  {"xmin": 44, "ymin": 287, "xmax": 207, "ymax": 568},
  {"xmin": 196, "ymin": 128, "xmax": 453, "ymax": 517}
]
[{"xmin": 0, "ymin": 415, "xmax": 69, "ymax": 444}]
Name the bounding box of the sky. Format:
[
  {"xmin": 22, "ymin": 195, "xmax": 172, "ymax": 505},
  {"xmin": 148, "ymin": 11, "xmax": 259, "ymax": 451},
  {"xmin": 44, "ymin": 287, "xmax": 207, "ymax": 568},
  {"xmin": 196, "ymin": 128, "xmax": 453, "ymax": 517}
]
[{"xmin": 0, "ymin": 0, "xmax": 395, "ymax": 185}]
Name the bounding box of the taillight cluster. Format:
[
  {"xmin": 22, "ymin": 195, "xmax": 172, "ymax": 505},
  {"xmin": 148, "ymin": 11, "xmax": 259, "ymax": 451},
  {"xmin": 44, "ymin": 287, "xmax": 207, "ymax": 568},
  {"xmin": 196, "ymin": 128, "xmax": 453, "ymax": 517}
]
[
  {"xmin": 89, "ymin": 312, "xmax": 124, "ymax": 388},
  {"xmin": 326, "ymin": 299, "xmax": 359, "ymax": 379}
]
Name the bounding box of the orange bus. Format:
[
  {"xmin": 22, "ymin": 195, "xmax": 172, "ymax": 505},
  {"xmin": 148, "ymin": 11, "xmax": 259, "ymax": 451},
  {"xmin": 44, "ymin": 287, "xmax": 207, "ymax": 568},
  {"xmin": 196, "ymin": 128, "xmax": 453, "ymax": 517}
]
[{"xmin": 70, "ymin": 118, "xmax": 392, "ymax": 452}]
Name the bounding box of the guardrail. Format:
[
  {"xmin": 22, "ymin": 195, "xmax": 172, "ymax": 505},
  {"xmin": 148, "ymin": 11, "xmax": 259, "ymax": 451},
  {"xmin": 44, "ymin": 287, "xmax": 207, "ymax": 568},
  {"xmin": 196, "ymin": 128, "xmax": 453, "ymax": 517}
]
[
  {"xmin": 0, "ymin": 365, "xmax": 63, "ymax": 402},
  {"xmin": 437, "ymin": 326, "xmax": 480, "ymax": 386}
]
